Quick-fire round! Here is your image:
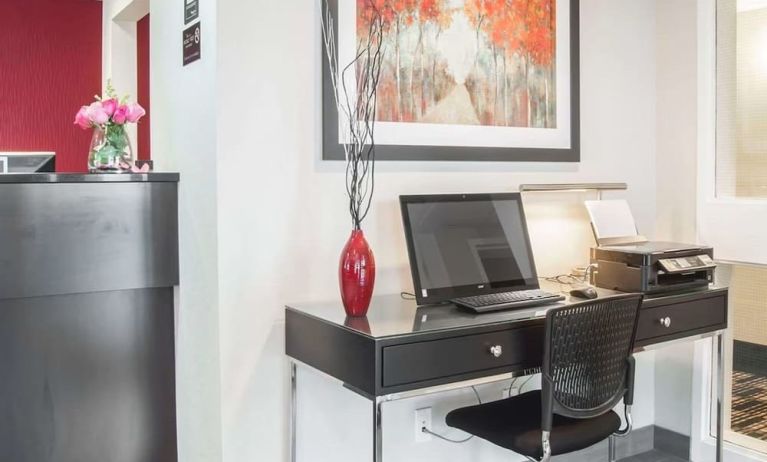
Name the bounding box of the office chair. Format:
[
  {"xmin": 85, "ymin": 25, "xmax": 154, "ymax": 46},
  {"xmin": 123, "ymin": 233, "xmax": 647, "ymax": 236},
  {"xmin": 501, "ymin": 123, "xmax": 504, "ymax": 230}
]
[{"xmin": 446, "ymin": 294, "xmax": 642, "ymax": 462}]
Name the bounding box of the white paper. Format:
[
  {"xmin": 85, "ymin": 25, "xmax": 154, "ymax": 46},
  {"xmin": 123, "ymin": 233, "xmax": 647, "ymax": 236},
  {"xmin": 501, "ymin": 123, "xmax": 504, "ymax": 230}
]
[{"xmin": 585, "ymin": 200, "xmax": 639, "ymax": 240}]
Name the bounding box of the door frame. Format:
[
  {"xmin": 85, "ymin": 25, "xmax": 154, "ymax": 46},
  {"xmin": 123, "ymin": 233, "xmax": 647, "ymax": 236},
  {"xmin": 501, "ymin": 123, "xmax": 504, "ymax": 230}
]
[
  {"xmin": 693, "ymin": 1, "xmax": 767, "ymax": 460},
  {"xmin": 102, "ymin": 0, "xmax": 150, "ymax": 154}
]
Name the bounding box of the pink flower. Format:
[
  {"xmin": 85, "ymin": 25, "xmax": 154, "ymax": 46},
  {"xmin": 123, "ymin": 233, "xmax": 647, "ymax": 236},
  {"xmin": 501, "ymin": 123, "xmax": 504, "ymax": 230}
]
[
  {"xmin": 113, "ymin": 105, "xmax": 129, "ymax": 124},
  {"xmin": 102, "ymin": 98, "xmax": 118, "ymax": 117},
  {"xmin": 74, "ymin": 106, "xmax": 91, "ymax": 130},
  {"xmin": 131, "ymin": 163, "xmax": 151, "ymax": 173},
  {"xmin": 86, "ymin": 102, "xmax": 109, "ymax": 126},
  {"xmin": 126, "ymin": 103, "xmax": 146, "ymax": 123}
]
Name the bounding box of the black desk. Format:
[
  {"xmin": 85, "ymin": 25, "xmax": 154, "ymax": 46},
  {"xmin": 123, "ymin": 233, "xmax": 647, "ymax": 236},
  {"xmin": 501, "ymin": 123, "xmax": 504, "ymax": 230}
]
[{"xmin": 286, "ymin": 284, "xmax": 728, "ymax": 462}]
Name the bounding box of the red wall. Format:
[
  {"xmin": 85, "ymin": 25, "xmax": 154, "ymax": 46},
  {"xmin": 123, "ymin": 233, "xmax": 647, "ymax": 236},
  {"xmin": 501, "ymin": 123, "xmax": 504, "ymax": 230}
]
[
  {"xmin": 137, "ymin": 14, "xmax": 151, "ymax": 161},
  {"xmin": 0, "ymin": 0, "xmax": 102, "ymax": 172}
]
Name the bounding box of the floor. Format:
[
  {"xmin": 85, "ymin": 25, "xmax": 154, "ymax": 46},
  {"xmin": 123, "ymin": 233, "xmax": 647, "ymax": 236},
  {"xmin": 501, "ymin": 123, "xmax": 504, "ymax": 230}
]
[
  {"xmin": 620, "ymin": 450, "xmax": 686, "ymax": 462},
  {"xmin": 731, "ymin": 370, "xmax": 767, "ymax": 441},
  {"xmin": 619, "ymin": 370, "xmax": 767, "ymax": 462}
]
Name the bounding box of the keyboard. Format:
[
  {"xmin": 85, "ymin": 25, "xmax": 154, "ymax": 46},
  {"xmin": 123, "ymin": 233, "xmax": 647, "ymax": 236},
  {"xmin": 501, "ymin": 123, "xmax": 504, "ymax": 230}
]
[{"xmin": 453, "ymin": 289, "xmax": 565, "ymax": 313}]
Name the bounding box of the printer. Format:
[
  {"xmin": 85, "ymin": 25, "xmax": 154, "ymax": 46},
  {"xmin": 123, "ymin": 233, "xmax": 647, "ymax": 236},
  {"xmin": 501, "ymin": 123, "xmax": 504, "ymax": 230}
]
[
  {"xmin": 592, "ymin": 241, "xmax": 715, "ymax": 294},
  {"xmin": 586, "ymin": 200, "xmax": 716, "ymax": 294}
]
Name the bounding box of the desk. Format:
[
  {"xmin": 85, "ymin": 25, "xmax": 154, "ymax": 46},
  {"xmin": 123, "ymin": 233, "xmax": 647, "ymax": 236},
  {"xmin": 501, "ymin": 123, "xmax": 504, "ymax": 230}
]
[{"xmin": 285, "ymin": 284, "xmax": 728, "ymax": 462}]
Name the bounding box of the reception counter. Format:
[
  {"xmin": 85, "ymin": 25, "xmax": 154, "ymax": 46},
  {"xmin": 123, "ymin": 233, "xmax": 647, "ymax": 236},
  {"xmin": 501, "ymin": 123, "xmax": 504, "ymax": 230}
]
[{"xmin": 0, "ymin": 173, "xmax": 179, "ymax": 462}]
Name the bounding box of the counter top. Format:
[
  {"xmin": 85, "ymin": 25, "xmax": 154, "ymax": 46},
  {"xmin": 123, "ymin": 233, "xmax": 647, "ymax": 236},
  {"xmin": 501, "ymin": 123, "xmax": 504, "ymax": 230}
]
[
  {"xmin": 286, "ymin": 282, "xmax": 729, "ymax": 339},
  {"xmin": 0, "ymin": 173, "xmax": 180, "ymax": 184}
]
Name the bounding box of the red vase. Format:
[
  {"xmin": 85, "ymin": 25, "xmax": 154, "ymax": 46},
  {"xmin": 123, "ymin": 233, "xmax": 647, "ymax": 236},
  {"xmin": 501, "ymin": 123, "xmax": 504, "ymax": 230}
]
[{"xmin": 339, "ymin": 229, "xmax": 376, "ymax": 317}]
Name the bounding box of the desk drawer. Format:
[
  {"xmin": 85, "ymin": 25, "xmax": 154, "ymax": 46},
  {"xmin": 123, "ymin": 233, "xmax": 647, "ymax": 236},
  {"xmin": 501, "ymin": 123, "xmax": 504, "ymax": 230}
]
[
  {"xmin": 382, "ymin": 326, "xmax": 543, "ymax": 388},
  {"xmin": 636, "ymin": 295, "xmax": 726, "ymax": 343}
]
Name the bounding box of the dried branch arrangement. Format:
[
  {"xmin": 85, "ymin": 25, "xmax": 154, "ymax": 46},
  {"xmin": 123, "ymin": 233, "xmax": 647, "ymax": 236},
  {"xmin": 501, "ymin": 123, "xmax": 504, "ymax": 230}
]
[{"xmin": 321, "ymin": 2, "xmax": 385, "ymax": 230}]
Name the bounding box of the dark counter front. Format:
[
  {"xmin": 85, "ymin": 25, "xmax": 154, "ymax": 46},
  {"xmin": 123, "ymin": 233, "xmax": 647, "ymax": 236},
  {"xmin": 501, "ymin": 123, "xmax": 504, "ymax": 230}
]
[{"xmin": 0, "ymin": 174, "xmax": 179, "ymax": 462}]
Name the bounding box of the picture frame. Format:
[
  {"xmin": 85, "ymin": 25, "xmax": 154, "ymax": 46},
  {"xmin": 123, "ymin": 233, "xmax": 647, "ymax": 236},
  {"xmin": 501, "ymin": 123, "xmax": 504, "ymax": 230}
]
[{"xmin": 321, "ymin": 0, "xmax": 580, "ymax": 162}]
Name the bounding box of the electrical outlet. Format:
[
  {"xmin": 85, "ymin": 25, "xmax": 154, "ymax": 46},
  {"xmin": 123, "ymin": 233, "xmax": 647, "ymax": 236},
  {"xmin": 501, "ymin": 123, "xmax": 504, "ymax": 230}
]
[{"xmin": 414, "ymin": 407, "xmax": 432, "ymax": 442}]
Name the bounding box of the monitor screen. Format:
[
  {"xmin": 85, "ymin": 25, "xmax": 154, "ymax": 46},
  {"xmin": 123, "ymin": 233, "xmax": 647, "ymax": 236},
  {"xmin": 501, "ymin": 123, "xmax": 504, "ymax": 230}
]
[
  {"xmin": 0, "ymin": 153, "xmax": 55, "ymax": 173},
  {"xmin": 400, "ymin": 193, "xmax": 539, "ymax": 305}
]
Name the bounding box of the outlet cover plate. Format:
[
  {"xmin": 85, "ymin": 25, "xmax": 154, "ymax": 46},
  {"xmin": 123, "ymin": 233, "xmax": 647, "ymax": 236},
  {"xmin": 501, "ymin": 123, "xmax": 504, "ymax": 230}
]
[{"xmin": 415, "ymin": 408, "xmax": 432, "ymax": 442}]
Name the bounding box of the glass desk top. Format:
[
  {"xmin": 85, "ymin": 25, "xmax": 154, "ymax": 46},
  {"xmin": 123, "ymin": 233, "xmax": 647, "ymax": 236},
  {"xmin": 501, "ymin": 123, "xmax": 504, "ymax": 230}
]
[
  {"xmin": 286, "ymin": 281, "xmax": 728, "ymax": 340},
  {"xmin": 286, "ymin": 281, "xmax": 624, "ymax": 339}
]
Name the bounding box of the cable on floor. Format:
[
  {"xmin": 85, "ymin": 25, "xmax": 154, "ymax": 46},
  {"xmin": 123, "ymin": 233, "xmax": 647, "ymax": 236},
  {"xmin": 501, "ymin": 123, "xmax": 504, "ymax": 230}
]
[
  {"xmin": 508, "ymin": 376, "xmax": 520, "ymax": 398},
  {"xmin": 518, "ymin": 374, "xmax": 537, "ymax": 393}
]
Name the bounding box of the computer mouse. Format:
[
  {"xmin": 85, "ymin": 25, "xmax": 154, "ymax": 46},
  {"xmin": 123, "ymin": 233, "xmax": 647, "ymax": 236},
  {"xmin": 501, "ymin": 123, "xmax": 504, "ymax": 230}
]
[{"xmin": 570, "ymin": 286, "xmax": 599, "ymax": 299}]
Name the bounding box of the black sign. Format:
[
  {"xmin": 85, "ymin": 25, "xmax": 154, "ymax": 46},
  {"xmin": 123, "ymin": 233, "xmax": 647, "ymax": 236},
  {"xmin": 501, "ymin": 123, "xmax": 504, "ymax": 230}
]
[
  {"xmin": 184, "ymin": 0, "xmax": 199, "ymax": 24},
  {"xmin": 182, "ymin": 22, "xmax": 201, "ymax": 66}
]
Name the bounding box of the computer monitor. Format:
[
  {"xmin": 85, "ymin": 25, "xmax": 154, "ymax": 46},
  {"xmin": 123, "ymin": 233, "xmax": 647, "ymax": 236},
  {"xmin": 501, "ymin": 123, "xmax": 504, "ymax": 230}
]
[
  {"xmin": 400, "ymin": 193, "xmax": 540, "ymax": 306},
  {"xmin": 0, "ymin": 152, "xmax": 55, "ymax": 173}
]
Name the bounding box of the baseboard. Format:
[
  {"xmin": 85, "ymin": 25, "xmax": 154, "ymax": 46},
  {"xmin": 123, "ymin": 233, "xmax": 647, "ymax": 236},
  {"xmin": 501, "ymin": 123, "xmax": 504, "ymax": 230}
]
[
  {"xmin": 551, "ymin": 426, "xmax": 654, "ymax": 462},
  {"xmin": 654, "ymin": 426, "xmax": 690, "ymax": 460},
  {"xmin": 548, "ymin": 425, "xmax": 691, "ymax": 462},
  {"xmin": 734, "ymin": 340, "xmax": 767, "ymax": 376}
]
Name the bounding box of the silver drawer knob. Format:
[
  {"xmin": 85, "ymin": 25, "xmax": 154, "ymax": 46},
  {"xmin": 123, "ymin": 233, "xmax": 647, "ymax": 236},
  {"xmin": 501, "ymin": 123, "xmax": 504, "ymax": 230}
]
[
  {"xmin": 659, "ymin": 317, "xmax": 672, "ymax": 328},
  {"xmin": 489, "ymin": 345, "xmax": 503, "ymax": 358}
]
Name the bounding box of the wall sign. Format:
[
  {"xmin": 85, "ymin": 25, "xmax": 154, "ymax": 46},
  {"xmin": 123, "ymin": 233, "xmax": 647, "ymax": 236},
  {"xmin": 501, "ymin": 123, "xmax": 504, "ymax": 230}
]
[
  {"xmin": 184, "ymin": 0, "xmax": 199, "ymax": 25},
  {"xmin": 182, "ymin": 22, "xmax": 201, "ymax": 66}
]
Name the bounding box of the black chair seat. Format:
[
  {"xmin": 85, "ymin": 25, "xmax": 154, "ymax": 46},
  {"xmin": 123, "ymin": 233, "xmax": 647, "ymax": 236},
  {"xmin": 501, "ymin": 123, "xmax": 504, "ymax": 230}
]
[{"xmin": 446, "ymin": 390, "xmax": 621, "ymax": 459}]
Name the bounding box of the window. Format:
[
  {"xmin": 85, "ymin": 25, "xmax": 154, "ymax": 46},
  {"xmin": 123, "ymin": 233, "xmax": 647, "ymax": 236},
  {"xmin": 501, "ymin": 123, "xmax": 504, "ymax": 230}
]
[
  {"xmin": 712, "ymin": 0, "xmax": 767, "ymax": 454},
  {"xmin": 717, "ymin": 0, "xmax": 767, "ymax": 198}
]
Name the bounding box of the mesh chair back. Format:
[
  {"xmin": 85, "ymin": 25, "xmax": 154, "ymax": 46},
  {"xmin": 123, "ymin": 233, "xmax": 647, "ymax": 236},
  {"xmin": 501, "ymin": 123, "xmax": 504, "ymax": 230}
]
[{"xmin": 542, "ymin": 294, "xmax": 642, "ymax": 421}]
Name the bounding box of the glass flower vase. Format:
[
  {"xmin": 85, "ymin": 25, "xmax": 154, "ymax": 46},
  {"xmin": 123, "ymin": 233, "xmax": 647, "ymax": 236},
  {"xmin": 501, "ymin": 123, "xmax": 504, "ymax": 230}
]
[{"xmin": 88, "ymin": 125, "xmax": 134, "ymax": 173}]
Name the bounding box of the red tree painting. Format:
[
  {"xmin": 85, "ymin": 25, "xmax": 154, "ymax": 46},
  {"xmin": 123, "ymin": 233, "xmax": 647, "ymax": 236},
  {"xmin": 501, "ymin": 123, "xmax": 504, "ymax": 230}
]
[{"xmin": 357, "ymin": 0, "xmax": 557, "ymax": 128}]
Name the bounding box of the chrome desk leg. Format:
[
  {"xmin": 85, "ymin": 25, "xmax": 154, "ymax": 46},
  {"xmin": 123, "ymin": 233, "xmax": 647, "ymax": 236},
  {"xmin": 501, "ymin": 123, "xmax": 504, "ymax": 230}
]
[
  {"xmin": 289, "ymin": 361, "xmax": 297, "ymax": 462},
  {"xmin": 716, "ymin": 333, "xmax": 725, "ymax": 462},
  {"xmin": 608, "ymin": 435, "xmax": 617, "ymax": 462},
  {"xmin": 374, "ymin": 397, "xmax": 384, "ymax": 462}
]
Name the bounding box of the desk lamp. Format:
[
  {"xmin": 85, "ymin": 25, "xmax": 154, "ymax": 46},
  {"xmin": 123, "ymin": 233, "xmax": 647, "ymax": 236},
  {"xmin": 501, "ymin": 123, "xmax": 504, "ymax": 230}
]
[
  {"xmin": 518, "ymin": 183, "xmax": 629, "ymax": 285},
  {"xmin": 519, "ymin": 183, "xmax": 628, "ymax": 200}
]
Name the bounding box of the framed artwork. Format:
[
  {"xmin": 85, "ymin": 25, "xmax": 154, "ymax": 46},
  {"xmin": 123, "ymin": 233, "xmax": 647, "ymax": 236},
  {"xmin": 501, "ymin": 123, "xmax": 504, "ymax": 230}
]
[{"xmin": 322, "ymin": 0, "xmax": 580, "ymax": 162}]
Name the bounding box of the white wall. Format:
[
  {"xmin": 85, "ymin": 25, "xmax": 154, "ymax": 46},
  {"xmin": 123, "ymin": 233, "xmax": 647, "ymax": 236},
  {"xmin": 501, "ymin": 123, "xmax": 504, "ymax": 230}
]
[
  {"xmin": 213, "ymin": 0, "xmax": 658, "ymax": 461},
  {"xmin": 101, "ymin": 0, "xmax": 149, "ymax": 151},
  {"xmin": 150, "ymin": 0, "xmax": 224, "ymax": 461},
  {"xmin": 654, "ymin": 0, "xmax": 699, "ymax": 437},
  {"xmin": 102, "ymin": 0, "xmax": 137, "ymax": 94},
  {"xmin": 656, "ymin": 0, "xmax": 699, "ymax": 245}
]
